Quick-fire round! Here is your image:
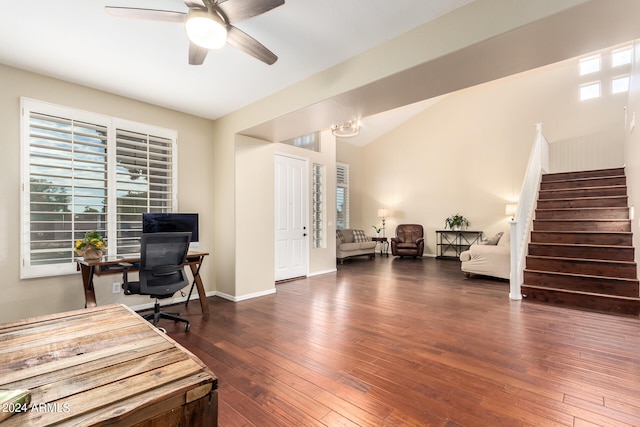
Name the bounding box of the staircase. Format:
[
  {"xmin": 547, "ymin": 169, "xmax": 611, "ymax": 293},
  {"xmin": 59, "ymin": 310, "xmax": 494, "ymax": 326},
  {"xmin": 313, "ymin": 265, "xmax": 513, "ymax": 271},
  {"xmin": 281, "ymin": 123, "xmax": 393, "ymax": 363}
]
[{"xmin": 521, "ymin": 167, "xmax": 640, "ymax": 315}]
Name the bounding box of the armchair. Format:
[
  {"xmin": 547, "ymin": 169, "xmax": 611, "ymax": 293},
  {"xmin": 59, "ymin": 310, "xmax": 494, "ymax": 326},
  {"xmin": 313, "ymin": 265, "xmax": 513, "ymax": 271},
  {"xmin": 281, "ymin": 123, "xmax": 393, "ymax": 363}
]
[
  {"xmin": 122, "ymin": 231, "xmax": 192, "ymax": 331},
  {"xmin": 391, "ymin": 224, "xmax": 425, "ymax": 258}
]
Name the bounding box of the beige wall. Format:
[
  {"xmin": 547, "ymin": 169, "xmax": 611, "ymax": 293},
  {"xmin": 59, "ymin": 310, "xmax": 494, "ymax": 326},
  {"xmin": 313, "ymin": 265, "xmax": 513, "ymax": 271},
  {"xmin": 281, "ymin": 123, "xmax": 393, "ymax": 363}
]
[
  {"xmin": 349, "ymin": 52, "xmax": 627, "ymax": 255},
  {"xmin": 0, "ymin": 64, "xmax": 216, "ymax": 322},
  {"xmin": 335, "ymin": 142, "xmax": 364, "ymax": 230},
  {"xmin": 624, "ymin": 41, "xmax": 640, "ymax": 259}
]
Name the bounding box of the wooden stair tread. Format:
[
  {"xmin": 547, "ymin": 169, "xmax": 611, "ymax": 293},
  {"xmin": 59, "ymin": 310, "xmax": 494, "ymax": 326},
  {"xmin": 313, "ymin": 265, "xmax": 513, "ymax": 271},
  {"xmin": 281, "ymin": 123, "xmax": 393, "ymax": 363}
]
[
  {"xmin": 542, "ymin": 174, "xmax": 625, "ymax": 183},
  {"xmin": 526, "ymin": 254, "xmax": 636, "ymax": 266},
  {"xmin": 531, "ymin": 230, "xmax": 632, "ymax": 235},
  {"xmin": 536, "ymin": 195, "xmax": 627, "ymax": 201},
  {"xmin": 521, "ymin": 284, "xmax": 640, "ymax": 301},
  {"xmin": 539, "ymin": 184, "xmax": 627, "ymax": 192},
  {"xmin": 528, "ymin": 242, "xmax": 634, "ymax": 250},
  {"xmin": 534, "ymin": 218, "xmax": 630, "ymax": 222},
  {"xmin": 541, "ymin": 167, "xmax": 625, "ymax": 181},
  {"xmin": 535, "ymin": 207, "xmax": 627, "ymax": 212},
  {"xmin": 524, "ymin": 268, "xmax": 639, "ymax": 283}
]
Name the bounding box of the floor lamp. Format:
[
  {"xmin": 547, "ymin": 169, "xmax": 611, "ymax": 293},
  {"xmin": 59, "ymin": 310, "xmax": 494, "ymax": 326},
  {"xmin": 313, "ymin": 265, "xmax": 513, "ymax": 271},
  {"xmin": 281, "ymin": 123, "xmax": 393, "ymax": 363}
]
[{"xmin": 377, "ymin": 208, "xmax": 389, "ymax": 237}]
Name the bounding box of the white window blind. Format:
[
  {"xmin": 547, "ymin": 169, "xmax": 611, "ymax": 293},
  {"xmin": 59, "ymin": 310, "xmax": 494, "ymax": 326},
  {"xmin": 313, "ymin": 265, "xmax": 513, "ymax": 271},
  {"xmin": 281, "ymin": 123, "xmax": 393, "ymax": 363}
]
[
  {"xmin": 115, "ymin": 128, "xmax": 176, "ymax": 255},
  {"xmin": 21, "ymin": 98, "xmax": 177, "ymax": 278},
  {"xmin": 336, "ymin": 163, "xmax": 349, "ymax": 229}
]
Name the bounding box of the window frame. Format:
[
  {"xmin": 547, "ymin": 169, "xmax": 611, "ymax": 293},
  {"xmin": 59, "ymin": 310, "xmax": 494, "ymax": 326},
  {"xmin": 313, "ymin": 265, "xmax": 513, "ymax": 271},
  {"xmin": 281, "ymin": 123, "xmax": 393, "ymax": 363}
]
[
  {"xmin": 20, "ymin": 98, "xmax": 178, "ymax": 278},
  {"xmin": 336, "ymin": 162, "xmax": 350, "ymax": 230}
]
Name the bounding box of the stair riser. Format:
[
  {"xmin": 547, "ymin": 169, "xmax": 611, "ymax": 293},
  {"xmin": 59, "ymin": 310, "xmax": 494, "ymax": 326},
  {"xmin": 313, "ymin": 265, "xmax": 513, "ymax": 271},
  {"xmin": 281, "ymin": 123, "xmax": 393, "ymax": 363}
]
[
  {"xmin": 533, "ymin": 220, "xmax": 631, "ymax": 232},
  {"xmin": 521, "ymin": 287, "xmax": 640, "ymax": 315},
  {"xmin": 524, "ymin": 271, "xmax": 639, "ymax": 297},
  {"xmin": 540, "ymin": 176, "xmax": 626, "ymax": 190},
  {"xmin": 539, "ymin": 187, "xmax": 627, "ymax": 200},
  {"xmin": 527, "ymin": 244, "xmax": 635, "ymax": 261},
  {"xmin": 535, "ymin": 208, "xmax": 629, "ymax": 220},
  {"xmin": 541, "ymin": 168, "xmax": 625, "ymax": 182},
  {"xmin": 526, "ymin": 257, "xmax": 637, "ymax": 279},
  {"xmin": 537, "ymin": 197, "xmax": 628, "ymax": 209},
  {"xmin": 530, "ymin": 232, "xmax": 633, "ymax": 245}
]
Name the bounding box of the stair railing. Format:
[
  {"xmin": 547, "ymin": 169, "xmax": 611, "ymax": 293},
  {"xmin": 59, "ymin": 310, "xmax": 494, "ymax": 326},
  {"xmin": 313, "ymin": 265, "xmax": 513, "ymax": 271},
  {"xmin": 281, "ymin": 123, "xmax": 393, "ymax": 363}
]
[{"xmin": 510, "ymin": 123, "xmax": 549, "ymax": 300}]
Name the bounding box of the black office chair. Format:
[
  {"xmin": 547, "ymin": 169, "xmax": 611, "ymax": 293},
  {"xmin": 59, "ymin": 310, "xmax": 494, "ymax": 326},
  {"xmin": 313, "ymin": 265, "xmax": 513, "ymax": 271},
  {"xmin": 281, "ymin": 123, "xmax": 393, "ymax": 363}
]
[{"xmin": 121, "ymin": 232, "xmax": 192, "ymax": 332}]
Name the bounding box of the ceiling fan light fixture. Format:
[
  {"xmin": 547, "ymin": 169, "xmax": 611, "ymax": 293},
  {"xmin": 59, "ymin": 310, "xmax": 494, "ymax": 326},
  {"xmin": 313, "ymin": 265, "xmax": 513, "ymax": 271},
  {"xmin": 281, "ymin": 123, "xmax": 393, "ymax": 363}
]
[
  {"xmin": 331, "ymin": 120, "xmax": 360, "ymax": 138},
  {"xmin": 185, "ymin": 9, "xmax": 228, "ymax": 50}
]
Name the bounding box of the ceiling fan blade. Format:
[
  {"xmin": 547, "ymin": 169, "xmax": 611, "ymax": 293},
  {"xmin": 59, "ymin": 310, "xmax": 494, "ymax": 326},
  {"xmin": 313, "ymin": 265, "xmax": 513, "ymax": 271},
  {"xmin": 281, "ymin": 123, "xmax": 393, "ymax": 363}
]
[
  {"xmin": 226, "ymin": 26, "xmax": 277, "ymax": 65},
  {"xmin": 217, "ymin": 0, "xmax": 284, "ymax": 23},
  {"xmin": 189, "ymin": 42, "xmax": 209, "ymax": 65},
  {"xmin": 105, "ymin": 6, "xmax": 186, "ymax": 23},
  {"xmin": 183, "ymin": 0, "xmax": 206, "ymax": 8}
]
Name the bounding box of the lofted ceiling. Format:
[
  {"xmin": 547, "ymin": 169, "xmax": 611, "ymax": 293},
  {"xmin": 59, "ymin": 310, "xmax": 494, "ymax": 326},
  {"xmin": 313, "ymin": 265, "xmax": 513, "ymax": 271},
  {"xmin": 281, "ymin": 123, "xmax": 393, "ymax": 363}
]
[{"xmin": 0, "ymin": 0, "xmax": 472, "ymax": 127}]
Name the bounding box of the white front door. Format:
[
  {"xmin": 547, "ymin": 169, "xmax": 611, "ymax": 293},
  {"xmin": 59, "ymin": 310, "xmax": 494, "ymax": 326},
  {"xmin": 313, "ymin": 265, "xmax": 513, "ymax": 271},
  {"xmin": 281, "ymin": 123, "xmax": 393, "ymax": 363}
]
[{"xmin": 274, "ymin": 154, "xmax": 308, "ymax": 281}]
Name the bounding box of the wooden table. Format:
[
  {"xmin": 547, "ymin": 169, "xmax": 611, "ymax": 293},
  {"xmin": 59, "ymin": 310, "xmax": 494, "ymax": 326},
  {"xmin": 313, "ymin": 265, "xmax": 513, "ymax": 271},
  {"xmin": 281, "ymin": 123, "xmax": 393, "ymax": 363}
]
[
  {"xmin": 77, "ymin": 252, "xmax": 209, "ymax": 315},
  {"xmin": 0, "ymin": 304, "xmax": 217, "ymax": 426},
  {"xmin": 371, "ymin": 236, "xmax": 389, "ymax": 256}
]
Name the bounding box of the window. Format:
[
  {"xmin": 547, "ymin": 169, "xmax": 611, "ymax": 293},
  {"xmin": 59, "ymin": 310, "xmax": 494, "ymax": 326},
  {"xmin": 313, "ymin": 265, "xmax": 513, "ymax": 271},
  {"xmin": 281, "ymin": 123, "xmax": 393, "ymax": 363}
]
[
  {"xmin": 312, "ymin": 163, "xmax": 324, "ymax": 248},
  {"xmin": 612, "ymin": 46, "xmax": 632, "ymax": 67},
  {"xmin": 612, "ymin": 75, "xmax": 630, "ymax": 94},
  {"xmin": 580, "ymin": 82, "xmax": 601, "ymax": 101},
  {"xmin": 336, "ymin": 163, "xmax": 349, "ymax": 229},
  {"xmin": 579, "ymin": 55, "xmax": 600, "ymax": 75},
  {"xmin": 280, "ymin": 132, "xmax": 321, "ymax": 152},
  {"xmin": 21, "ymin": 98, "xmax": 177, "ymax": 278},
  {"xmin": 578, "ymin": 45, "xmax": 633, "ymax": 101}
]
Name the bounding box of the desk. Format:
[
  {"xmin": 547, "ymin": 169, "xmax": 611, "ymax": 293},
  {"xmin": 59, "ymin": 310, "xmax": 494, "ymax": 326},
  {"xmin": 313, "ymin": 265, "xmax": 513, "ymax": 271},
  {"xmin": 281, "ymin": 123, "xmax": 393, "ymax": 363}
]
[
  {"xmin": 0, "ymin": 304, "xmax": 217, "ymax": 426},
  {"xmin": 77, "ymin": 252, "xmax": 209, "ymax": 315}
]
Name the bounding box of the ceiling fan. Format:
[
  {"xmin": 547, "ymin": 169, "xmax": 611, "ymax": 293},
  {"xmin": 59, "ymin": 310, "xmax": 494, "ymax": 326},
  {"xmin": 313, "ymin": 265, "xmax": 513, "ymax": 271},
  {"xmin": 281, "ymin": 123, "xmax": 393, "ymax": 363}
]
[{"xmin": 105, "ymin": 0, "xmax": 284, "ymax": 65}]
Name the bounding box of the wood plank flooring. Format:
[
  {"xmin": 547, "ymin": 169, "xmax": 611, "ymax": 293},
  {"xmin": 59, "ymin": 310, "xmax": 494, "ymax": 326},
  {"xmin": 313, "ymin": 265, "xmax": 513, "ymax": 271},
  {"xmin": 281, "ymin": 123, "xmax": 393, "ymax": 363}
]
[{"xmin": 160, "ymin": 256, "xmax": 640, "ymax": 426}]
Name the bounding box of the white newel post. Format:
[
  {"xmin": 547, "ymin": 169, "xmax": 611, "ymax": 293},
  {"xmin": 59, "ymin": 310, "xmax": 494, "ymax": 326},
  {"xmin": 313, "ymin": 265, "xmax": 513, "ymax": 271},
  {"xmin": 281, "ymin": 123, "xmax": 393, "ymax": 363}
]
[{"xmin": 509, "ymin": 219, "xmax": 521, "ymax": 300}]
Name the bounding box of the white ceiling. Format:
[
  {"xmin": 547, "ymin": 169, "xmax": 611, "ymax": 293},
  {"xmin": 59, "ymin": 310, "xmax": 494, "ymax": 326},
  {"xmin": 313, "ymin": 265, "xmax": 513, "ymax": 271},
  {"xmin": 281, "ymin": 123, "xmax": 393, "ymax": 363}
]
[{"xmin": 0, "ymin": 0, "xmax": 472, "ymax": 131}]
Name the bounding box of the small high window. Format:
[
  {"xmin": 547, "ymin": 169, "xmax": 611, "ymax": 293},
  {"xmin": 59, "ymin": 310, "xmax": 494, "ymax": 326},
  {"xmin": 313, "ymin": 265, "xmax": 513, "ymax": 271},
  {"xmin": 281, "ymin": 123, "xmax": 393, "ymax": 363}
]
[
  {"xmin": 612, "ymin": 46, "xmax": 632, "ymax": 67},
  {"xmin": 579, "ymin": 55, "xmax": 600, "ymax": 75},
  {"xmin": 612, "ymin": 75, "xmax": 630, "ymax": 94},
  {"xmin": 580, "ymin": 82, "xmax": 600, "ymax": 101}
]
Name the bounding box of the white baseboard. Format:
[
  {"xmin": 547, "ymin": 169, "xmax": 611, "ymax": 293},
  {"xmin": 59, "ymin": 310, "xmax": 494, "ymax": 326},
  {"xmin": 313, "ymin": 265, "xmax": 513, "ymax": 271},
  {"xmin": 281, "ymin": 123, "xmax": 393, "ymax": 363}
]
[
  {"xmin": 215, "ymin": 288, "xmax": 277, "ymax": 302},
  {"xmin": 307, "ymin": 268, "xmax": 337, "ymax": 277}
]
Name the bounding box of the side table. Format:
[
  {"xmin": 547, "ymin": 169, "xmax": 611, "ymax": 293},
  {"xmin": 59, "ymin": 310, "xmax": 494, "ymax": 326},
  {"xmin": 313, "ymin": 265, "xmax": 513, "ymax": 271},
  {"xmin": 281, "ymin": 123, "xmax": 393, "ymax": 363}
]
[{"xmin": 372, "ymin": 236, "xmax": 389, "ymax": 256}]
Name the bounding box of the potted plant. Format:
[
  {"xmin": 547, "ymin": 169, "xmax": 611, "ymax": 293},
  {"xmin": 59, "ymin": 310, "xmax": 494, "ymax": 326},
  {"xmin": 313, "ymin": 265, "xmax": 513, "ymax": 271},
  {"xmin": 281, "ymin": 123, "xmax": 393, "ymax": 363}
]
[
  {"xmin": 371, "ymin": 225, "xmax": 382, "ymax": 237},
  {"xmin": 75, "ymin": 230, "xmax": 107, "ymax": 261},
  {"xmin": 445, "ymin": 214, "xmax": 469, "ymax": 231}
]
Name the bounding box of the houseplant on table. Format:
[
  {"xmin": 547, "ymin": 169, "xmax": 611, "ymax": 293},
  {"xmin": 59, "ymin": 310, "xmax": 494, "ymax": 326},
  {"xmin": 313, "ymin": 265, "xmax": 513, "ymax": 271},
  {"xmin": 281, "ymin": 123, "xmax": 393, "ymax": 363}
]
[
  {"xmin": 371, "ymin": 225, "xmax": 382, "ymax": 237},
  {"xmin": 75, "ymin": 230, "xmax": 107, "ymax": 261},
  {"xmin": 445, "ymin": 213, "xmax": 469, "ymax": 231}
]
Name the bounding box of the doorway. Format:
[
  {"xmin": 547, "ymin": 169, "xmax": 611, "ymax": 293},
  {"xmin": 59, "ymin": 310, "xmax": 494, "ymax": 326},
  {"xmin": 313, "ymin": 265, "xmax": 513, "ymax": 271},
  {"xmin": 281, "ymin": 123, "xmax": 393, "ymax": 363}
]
[{"xmin": 274, "ymin": 154, "xmax": 308, "ymax": 281}]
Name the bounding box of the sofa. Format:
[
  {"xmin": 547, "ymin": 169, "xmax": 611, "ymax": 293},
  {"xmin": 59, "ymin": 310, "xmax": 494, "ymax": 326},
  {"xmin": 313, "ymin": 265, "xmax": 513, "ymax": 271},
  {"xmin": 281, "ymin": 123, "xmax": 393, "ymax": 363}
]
[
  {"xmin": 459, "ymin": 231, "xmax": 510, "ymax": 279},
  {"xmin": 390, "ymin": 224, "xmax": 425, "ymax": 258},
  {"xmin": 336, "ymin": 229, "xmax": 377, "ymax": 264}
]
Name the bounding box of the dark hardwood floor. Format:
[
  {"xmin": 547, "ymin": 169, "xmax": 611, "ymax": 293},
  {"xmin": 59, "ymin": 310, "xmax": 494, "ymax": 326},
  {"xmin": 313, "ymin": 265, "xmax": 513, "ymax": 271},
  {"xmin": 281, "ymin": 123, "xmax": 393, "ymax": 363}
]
[{"xmin": 161, "ymin": 256, "xmax": 640, "ymax": 426}]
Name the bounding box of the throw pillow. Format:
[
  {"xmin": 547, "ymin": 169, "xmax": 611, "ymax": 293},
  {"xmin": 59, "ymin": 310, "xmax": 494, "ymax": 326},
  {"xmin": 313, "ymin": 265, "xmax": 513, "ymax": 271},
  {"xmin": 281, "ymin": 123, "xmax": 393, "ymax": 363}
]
[
  {"xmin": 336, "ymin": 229, "xmax": 344, "ymax": 243},
  {"xmin": 352, "ymin": 229, "xmax": 369, "ymax": 243},
  {"xmin": 480, "ymin": 232, "xmax": 503, "ymax": 245}
]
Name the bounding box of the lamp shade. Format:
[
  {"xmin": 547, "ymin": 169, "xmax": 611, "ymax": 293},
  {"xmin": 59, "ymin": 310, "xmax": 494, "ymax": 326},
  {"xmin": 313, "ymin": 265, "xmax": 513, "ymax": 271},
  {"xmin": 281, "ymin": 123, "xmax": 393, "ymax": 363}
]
[
  {"xmin": 505, "ymin": 203, "xmax": 517, "ymax": 217},
  {"xmin": 377, "ymin": 208, "xmax": 389, "ymax": 218}
]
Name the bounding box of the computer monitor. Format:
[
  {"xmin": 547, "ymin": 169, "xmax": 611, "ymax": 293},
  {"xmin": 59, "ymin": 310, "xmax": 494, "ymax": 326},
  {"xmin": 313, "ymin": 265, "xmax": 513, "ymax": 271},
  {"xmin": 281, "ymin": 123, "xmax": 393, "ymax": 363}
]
[{"xmin": 142, "ymin": 213, "xmax": 199, "ymax": 247}]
